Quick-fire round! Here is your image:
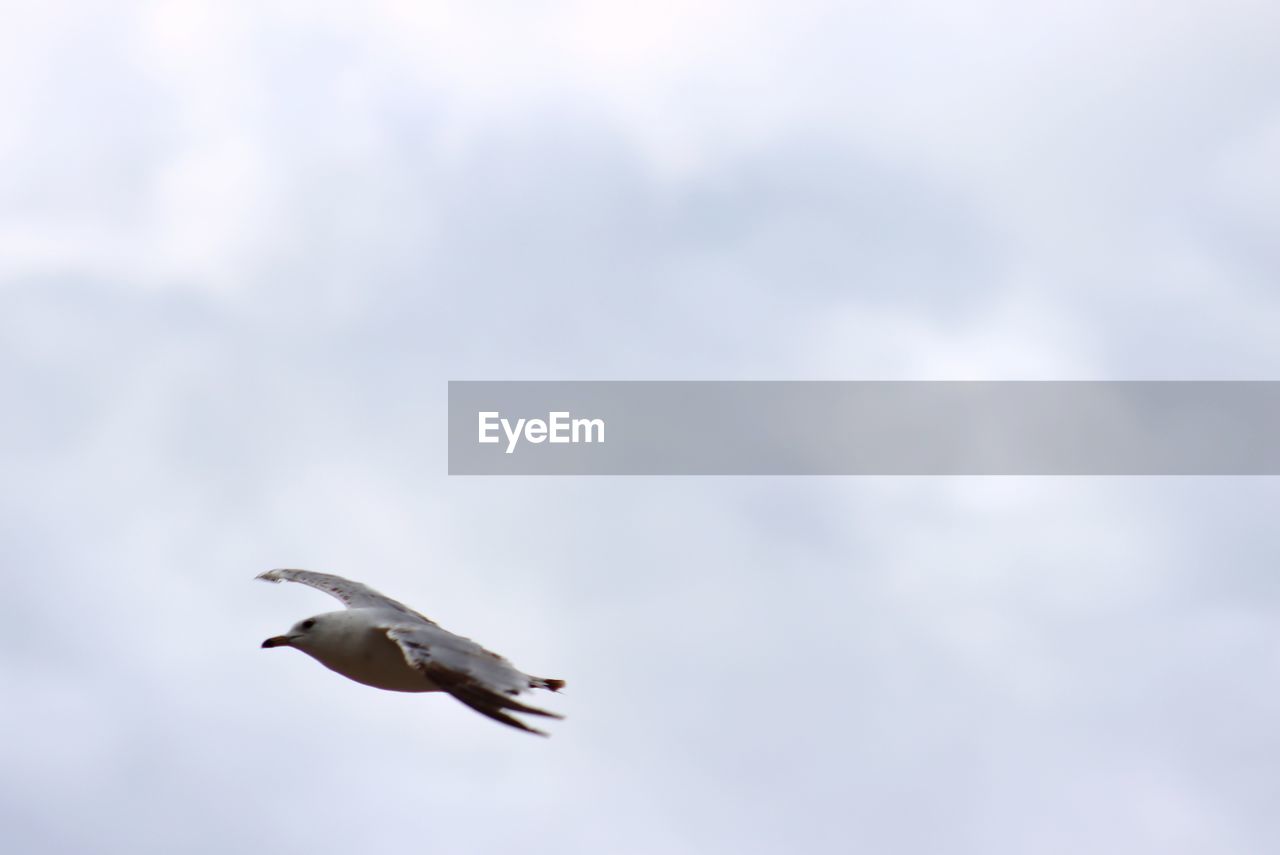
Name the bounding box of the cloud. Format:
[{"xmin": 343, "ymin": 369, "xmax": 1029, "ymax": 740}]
[{"xmin": 2, "ymin": 2, "xmax": 1279, "ymax": 853}]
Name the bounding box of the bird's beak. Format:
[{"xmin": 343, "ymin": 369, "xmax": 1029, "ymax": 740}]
[{"xmin": 261, "ymin": 635, "xmax": 292, "ymax": 648}]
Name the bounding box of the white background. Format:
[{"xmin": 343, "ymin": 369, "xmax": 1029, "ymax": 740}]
[{"xmin": 3, "ymin": 2, "xmax": 1279, "ymax": 853}]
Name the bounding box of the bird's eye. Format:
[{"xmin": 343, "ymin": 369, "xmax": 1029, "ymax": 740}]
[{"xmin": 301, "ymin": 619, "xmax": 316, "ymax": 630}]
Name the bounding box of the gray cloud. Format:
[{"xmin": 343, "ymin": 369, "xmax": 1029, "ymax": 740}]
[{"xmin": 2, "ymin": 2, "xmax": 1279, "ymax": 853}]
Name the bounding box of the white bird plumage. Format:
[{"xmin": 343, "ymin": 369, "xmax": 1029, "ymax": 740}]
[{"xmin": 258, "ymin": 568, "xmax": 565, "ymax": 735}]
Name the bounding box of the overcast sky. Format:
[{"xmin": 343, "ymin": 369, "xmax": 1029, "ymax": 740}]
[{"xmin": 3, "ymin": 2, "xmax": 1279, "ymax": 853}]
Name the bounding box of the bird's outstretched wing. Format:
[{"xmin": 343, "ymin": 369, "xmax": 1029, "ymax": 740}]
[
  {"xmin": 385, "ymin": 624, "xmax": 565, "ymax": 736},
  {"xmin": 256, "ymin": 568, "xmax": 435, "ymax": 623}
]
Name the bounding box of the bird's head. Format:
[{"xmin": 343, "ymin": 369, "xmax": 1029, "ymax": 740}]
[{"xmin": 262, "ymin": 614, "xmax": 330, "ymax": 651}]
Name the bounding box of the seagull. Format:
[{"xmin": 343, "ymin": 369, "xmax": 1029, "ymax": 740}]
[{"xmin": 258, "ymin": 568, "xmax": 565, "ymax": 735}]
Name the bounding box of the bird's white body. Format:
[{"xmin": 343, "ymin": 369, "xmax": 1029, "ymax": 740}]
[{"xmin": 294, "ymin": 609, "xmax": 443, "ymax": 693}]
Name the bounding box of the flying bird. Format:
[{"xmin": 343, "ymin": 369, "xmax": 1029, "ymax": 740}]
[{"xmin": 258, "ymin": 568, "xmax": 565, "ymax": 735}]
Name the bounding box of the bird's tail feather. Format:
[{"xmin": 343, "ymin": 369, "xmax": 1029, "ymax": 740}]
[{"xmin": 532, "ymin": 676, "xmax": 566, "ymax": 692}]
